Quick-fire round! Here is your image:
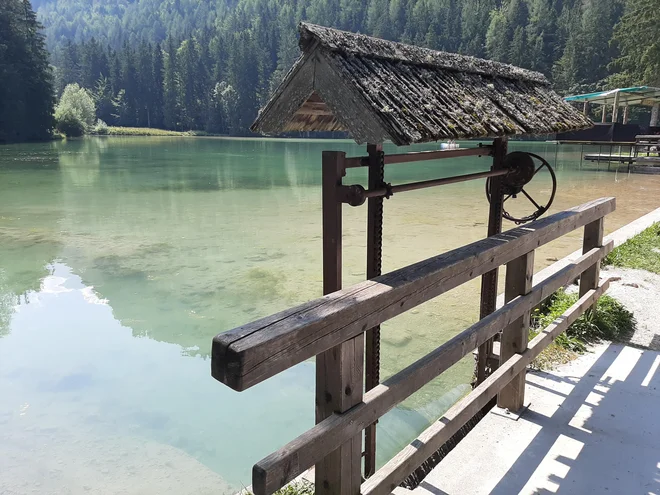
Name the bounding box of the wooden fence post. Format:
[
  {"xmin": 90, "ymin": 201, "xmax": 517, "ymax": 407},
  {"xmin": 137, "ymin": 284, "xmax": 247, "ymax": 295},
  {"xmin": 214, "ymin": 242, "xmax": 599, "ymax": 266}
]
[
  {"xmin": 316, "ymin": 151, "xmax": 364, "ymax": 495},
  {"xmin": 498, "ymin": 250, "xmax": 534, "ymax": 412},
  {"xmin": 579, "ymin": 218, "xmax": 604, "ymax": 311},
  {"xmin": 477, "ymin": 137, "xmax": 508, "ymax": 384}
]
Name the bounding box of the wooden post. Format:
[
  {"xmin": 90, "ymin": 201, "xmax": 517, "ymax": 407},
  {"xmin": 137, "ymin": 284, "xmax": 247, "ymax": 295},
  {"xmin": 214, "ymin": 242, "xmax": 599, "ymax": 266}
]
[
  {"xmin": 579, "ymin": 218, "xmax": 604, "ymax": 313},
  {"xmin": 651, "ymin": 104, "xmax": 659, "ymax": 127},
  {"xmin": 497, "ymin": 251, "xmax": 534, "ymax": 412},
  {"xmin": 364, "ymin": 143, "xmax": 384, "ymax": 479},
  {"xmin": 623, "ymin": 105, "xmax": 630, "ymax": 125},
  {"xmin": 317, "ymin": 151, "xmax": 363, "ymax": 495},
  {"xmin": 582, "ymin": 101, "xmax": 589, "ymax": 116},
  {"xmin": 476, "ymin": 137, "xmax": 507, "ymax": 384},
  {"xmin": 601, "ymin": 104, "xmax": 607, "ymax": 123},
  {"xmin": 612, "ymin": 91, "xmax": 620, "ymax": 123}
]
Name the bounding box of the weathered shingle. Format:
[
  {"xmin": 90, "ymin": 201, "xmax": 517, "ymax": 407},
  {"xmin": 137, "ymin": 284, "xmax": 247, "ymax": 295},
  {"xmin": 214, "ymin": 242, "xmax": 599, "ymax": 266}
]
[{"xmin": 252, "ymin": 23, "xmax": 592, "ymax": 145}]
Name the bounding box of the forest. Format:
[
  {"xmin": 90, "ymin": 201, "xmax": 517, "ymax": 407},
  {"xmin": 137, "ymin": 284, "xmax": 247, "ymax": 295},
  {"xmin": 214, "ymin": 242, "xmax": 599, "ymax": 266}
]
[{"xmin": 2, "ymin": 0, "xmax": 660, "ymax": 140}]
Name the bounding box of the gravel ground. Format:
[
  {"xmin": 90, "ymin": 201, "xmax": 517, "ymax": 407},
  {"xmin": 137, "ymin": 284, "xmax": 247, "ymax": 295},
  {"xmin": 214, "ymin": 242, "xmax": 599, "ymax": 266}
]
[{"xmin": 601, "ymin": 266, "xmax": 660, "ymax": 350}]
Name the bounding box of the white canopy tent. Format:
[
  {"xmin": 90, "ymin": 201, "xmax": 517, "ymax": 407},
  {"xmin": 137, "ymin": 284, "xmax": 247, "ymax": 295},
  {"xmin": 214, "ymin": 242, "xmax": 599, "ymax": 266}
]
[{"xmin": 565, "ymin": 86, "xmax": 660, "ymax": 125}]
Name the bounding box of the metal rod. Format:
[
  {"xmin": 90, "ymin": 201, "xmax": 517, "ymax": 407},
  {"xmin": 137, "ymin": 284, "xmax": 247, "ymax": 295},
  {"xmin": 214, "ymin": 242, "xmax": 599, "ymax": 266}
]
[
  {"xmin": 362, "ymin": 168, "xmax": 509, "ymax": 199},
  {"xmin": 344, "ymin": 145, "xmax": 492, "ymax": 168}
]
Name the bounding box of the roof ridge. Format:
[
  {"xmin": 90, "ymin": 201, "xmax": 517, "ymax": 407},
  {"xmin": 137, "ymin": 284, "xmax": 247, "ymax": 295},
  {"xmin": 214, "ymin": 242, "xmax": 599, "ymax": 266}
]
[{"xmin": 299, "ymin": 22, "xmax": 548, "ymax": 85}]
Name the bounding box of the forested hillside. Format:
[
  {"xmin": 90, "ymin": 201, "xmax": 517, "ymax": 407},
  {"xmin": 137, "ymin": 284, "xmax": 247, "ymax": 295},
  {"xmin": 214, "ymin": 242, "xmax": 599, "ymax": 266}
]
[
  {"xmin": 0, "ymin": 0, "xmax": 54, "ymax": 142},
  {"xmin": 28, "ymin": 0, "xmax": 660, "ymax": 134}
]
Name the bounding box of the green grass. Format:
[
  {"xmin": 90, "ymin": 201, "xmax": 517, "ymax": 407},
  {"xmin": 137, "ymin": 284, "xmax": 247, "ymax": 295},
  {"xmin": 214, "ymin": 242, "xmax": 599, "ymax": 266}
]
[
  {"xmin": 529, "ymin": 289, "xmax": 635, "ymax": 369},
  {"xmin": 94, "ymin": 127, "xmax": 224, "ymax": 137},
  {"xmin": 603, "ymin": 222, "xmax": 660, "ymax": 273},
  {"xmin": 242, "ymin": 480, "xmax": 313, "ymax": 495},
  {"xmin": 103, "ymin": 126, "xmax": 190, "ymax": 136}
]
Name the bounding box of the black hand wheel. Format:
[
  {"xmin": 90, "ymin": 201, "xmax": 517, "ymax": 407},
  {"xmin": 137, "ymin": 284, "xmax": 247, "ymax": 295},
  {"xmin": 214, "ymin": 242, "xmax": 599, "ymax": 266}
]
[{"xmin": 486, "ymin": 151, "xmax": 557, "ymax": 225}]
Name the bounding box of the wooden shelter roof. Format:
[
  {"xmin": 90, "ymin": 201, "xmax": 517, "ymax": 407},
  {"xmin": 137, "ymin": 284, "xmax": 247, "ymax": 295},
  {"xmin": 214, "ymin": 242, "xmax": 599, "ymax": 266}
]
[{"xmin": 251, "ymin": 23, "xmax": 593, "ymax": 146}]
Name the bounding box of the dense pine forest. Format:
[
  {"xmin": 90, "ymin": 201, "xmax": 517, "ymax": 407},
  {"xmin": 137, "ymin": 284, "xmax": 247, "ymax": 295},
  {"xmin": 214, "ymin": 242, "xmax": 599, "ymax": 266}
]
[
  {"xmin": 0, "ymin": 0, "xmax": 55, "ymax": 142},
  {"xmin": 1, "ymin": 0, "xmax": 659, "ymax": 141}
]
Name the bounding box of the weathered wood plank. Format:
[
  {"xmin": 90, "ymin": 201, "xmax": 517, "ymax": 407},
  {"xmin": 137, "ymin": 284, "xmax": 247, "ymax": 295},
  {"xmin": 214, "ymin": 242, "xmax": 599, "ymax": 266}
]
[
  {"xmin": 361, "ymin": 280, "xmax": 611, "ymax": 495},
  {"xmin": 251, "ymin": 47, "xmax": 317, "ymax": 135},
  {"xmin": 579, "ymin": 217, "xmax": 604, "ymax": 313},
  {"xmin": 250, "ymin": 244, "xmax": 613, "ymax": 495},
  {"xmin": 314, "ymin": 151, "xmax": 363, "ymax": 495},
  {"xmin": 498, "ymin": 250, "xmax": 534, "ymax": 411},
  {"xmin": 212, "ymin": 197, "xmax": 615, "ymax": 392}
]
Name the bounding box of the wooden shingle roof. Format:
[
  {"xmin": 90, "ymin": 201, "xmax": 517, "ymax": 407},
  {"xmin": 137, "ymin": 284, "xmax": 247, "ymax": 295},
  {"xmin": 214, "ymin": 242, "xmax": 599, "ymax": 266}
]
[{"xmin": 251, "ymin": 23, "xmax": 593, "ymax": 146}]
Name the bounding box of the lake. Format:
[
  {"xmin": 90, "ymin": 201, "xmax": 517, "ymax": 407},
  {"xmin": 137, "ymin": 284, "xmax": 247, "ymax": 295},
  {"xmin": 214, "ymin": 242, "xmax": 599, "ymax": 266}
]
[{"xmin": 1, "ymin": 137, "xmax": 659, "ymax": 494}]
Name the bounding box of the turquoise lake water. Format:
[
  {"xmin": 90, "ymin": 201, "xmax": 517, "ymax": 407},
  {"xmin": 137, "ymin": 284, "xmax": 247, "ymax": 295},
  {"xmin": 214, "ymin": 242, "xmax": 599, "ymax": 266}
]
[{"xmin": 1, "ymin": 137, "xmax": 659, "ymax": 494}]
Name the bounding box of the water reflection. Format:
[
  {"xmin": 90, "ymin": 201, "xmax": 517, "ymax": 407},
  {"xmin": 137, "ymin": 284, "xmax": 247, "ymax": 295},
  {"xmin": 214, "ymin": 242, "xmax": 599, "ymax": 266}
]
[{"xmin": 0, "ymin": 263, "xmax": 314, "ymax": 492}]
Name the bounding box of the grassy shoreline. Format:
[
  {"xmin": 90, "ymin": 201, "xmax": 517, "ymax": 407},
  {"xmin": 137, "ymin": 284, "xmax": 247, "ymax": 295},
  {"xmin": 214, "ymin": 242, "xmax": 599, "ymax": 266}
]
[
  {"xmin": 531, "ymin": 222, "xmax": 660, "ymax": 369},
  {"xmin": 103, "ymin": 127, "xmax": 191, "ymax": 136},
  {"xmin": 603, "ymin": 222, "xmax": 660, "ymax": 273},
  {"xmin": 85, "ymin": 126, "xmax": 229, "ymax": 137}
]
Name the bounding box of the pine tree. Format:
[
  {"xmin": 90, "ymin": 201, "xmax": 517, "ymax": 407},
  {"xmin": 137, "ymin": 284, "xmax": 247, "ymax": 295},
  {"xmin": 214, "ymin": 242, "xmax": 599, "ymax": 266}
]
[
  {"xmin": 151, "ymin": 42, "xmax": 164, "ymax": 128},
  {"xmin": 0, "ymin": 0, "xmax": 54, "ymax": 142},
  {"xmin": 611, "ymin": 0, "xmax": 660, "ymax": 86},
  {"xmin": 460, "ymin": 0, "xmax": 496, "ymax": 57},
  {"xmin": 485, "ymin": 8, "xmax": 510, "ymax": 62},
  {"xmin": 162, "ymin": 36, "xmax": 179, "ymax": 130}
]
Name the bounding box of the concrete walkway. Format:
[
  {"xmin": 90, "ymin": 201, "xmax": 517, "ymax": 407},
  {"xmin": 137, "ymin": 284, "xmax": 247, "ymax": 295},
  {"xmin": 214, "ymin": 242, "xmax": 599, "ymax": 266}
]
[{"xmin": 407, "ymin": 343, "xmax": 660, "ymax": 495}]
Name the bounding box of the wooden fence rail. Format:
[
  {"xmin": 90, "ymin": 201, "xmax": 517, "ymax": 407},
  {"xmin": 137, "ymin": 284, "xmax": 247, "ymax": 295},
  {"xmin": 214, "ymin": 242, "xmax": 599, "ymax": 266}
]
[{"xmin": 211, "ymin": 197, "xmax": 615, "ymax": 495}]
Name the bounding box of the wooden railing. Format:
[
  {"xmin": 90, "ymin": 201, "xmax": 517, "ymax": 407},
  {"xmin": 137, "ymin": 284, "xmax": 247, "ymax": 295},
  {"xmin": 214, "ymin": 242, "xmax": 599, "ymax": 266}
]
[{"xmin": 211, "ymin": 196, "xmax": 615, "ymax": 495}]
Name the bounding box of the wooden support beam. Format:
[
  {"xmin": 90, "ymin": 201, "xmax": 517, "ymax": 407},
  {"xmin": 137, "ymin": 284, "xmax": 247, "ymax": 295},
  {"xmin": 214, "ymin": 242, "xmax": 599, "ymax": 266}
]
[
  {"xmin": 498, "ymin": 250, "xmax": 534, "ymax": 411},
  {"xmin": 601, "ymin": 104, "xmax": 607, "ymax": 123},
  {"xmin": 582, "ymin": 101, "xmax": 589, "ymax": 116},
  {"xmin": 211, "ymin": 197, "xmax": 616, "ymax": 392},
  {"xmin": 477, "ymin": 137, "xmax": 507, "ymax": 384},
  {"xmin": 250, "ymin": 244, "xmax": 613, "ymax": 495},
  {"xmin": 612, "ymin": 91, "xmax": 621, "ymax": 123},
  {"xmin": 364, "ymin": 143, "xmax": 384, "ymax": 479},
  {"xmin": 623, "ymin": 105, "xmax": 630, "ymax": 125},
  {"xmin": 361, "ymin": 281, "xmax": 611, "ymax": 495},
  {"xmin": 651, "ymin": 104, "xmax": 659, "ymax": 127},
  {"xmin": 579, "ymin": 217, "xmax": 604, "ymax": 313},
  {"xmin": 315, "ymin": 151, "xmax": 363, "ymax": 495}
]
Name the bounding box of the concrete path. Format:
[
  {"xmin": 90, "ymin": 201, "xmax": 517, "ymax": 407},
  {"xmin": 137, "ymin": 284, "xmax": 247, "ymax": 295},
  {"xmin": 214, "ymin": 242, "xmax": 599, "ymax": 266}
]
[{"xmin": 407, "ymin": 343, "xmax": 660, "ymax": 495}]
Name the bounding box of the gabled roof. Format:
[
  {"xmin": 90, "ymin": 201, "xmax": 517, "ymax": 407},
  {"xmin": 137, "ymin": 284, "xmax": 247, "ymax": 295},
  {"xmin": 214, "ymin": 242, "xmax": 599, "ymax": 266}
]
[
  {"xmin": 251, "ymin": 23, "xmax": 593, "ymax": 146},
  {"xmin": 565, "ymin": 86, "xmax": 660, "ymax": 106}
]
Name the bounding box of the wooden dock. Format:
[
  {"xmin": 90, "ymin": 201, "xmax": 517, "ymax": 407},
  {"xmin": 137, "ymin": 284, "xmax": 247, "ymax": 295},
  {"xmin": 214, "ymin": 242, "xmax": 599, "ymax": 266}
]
[
  {"xmin": 583, "ymin": 134, "xmax": 660, "ymax": 172},
  {"xmin": 583, "ymin": 153, "xmax": 636, "ymax": 163}
]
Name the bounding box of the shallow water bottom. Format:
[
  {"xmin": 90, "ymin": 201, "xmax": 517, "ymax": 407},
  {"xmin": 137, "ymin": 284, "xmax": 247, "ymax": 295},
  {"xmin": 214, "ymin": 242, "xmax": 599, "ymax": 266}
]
[{"xmin": 1, "ymin": 137, "xmax": 659, "ymax": 493}]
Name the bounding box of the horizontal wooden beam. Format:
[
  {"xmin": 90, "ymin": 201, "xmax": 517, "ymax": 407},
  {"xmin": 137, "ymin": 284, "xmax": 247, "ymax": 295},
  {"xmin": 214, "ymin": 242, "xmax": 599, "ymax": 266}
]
[
  {"xmin": 211, "ymin": 197, "xmax": 615, "ymax": 392},
  {"xmin": 362, "ymin": 280, "xmax": 611, "ymax": 495},
  {"xmin": 250, "ymin": 244, "xmax": 612, "ymax": 495},
  {"xmin": 344, "ymin": 146, "xmax": 493, "ymax": 168}
]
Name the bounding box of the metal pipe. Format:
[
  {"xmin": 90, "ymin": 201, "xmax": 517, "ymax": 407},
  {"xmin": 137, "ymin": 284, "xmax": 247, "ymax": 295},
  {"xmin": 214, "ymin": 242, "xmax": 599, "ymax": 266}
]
[
  {"xmin": 344, "ymin": 145, "xmax": 492, "ymax": 168},
  {"xmin": 363, "ymin": 168, "xmax": 509, "ymax": 199}
]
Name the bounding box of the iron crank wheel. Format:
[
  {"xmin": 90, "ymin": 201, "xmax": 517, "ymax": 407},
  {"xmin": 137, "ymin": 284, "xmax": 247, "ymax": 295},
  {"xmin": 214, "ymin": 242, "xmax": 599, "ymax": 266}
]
[{"xmin": 486, "ymin": 151, "xmax": 557, "ymax": 225}]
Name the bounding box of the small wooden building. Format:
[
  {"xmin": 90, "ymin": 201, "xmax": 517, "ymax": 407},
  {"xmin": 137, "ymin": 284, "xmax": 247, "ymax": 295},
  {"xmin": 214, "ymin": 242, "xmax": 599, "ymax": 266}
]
[
  {"xmin": 214, "ymin": 23, "xmax": 599, "ymax": 495},
  {"xmin": 252, "ymin": 22, "xmax": 592, "ymax": 144}
]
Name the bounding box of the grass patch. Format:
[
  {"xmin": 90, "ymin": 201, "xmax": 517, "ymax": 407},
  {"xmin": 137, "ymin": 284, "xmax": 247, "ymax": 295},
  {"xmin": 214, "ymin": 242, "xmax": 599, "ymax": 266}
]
[
  {"xmin": 104, "ymin": 126, "xmax": 190, "ymax": 136},
  {"xmin": 529, "ymin": 289, "xmax": 635, "ymax": 369},
  {"xmin": 242, "ymin": 480, "xmax": 313, "ymax": 495},
  {"xmin": 603, "ymin": 222, "xmax": 660, "ymax": 273}
]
